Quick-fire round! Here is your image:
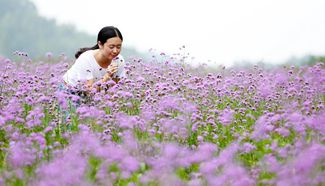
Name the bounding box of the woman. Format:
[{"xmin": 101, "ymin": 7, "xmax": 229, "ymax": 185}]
[{"xmin": 63, "ymin": 26, "xmax": 126, "ymax": 93}]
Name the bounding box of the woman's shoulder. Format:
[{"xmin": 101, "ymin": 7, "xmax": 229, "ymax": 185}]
[
  {"xmin": 69, "ymin": 51, "xmax": 95, "ymax": 71},
  {"xmin": 78, "ymin": 50, "xmax": 95, "ymax": 59},
  {"xmin": 75, "ymin": 50, "xmax": 96, "ymax": 64}
]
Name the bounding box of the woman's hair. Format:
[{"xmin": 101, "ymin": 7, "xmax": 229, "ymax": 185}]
[{"xmin": 75, "ymin": 26, "xmax": 123, "ymax": 58}]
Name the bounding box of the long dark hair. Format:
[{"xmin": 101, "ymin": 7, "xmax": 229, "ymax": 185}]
[{"xmin": 75, "ymin": 26, "xmax": 123, "ymax": 59}]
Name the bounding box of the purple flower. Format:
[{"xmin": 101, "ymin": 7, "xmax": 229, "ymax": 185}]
[
  {"xmin": 222, "ymin": 164, "xmax": 255, "ymax": 186},
  {"xmin": 276, "ymin": 143, "xmax": 325, "ymax": 186},
  {"xmin": 26, "ymin": 107, "xmax": 45, "ymax": 128},
  {"xmin": 0, "ymin": 115, "xmax": 5, "ymax": 126},
  {"xmin": 8, "ymin": 141, "xmax": 36, "ymax": 169},
  {"xmin": 252, "ymin": 115, "xmax": 271, "ymax": 140},
  {"xmin": 306, "ymin": 112, "xmax": 325, "ymax": 135},
  {"xmin": 286, "ymin": 112, "xmax": 306, "ymax": 134},
  {"xmin": 241, "ymin": 142, "xmax": 256, "ymax": 153},
  {"xmin": 77, "ymin": 106, "xmax": 105, "ymax": 119},
  {"xmin": 263, "ymin": 154, "xmax": 281, "ymax": 172},
  {"xmin": 34, "ymin": 152, "xmax": 88, "ymax": 186},
  {"xmin": 200, "ymin": 159, "xmax": 217, "ymax": 175},
  {"xmin": 140, "ymin": 109, "xmax": 156, "ymax": 122},
  {"xmin": 257, "ymin": 81, "xmax": 274, "ymax": 98},
  {"xmin": 275, "ymin": 127, "xmax": 290, "ymax": 137},
  {"xmin": 162, "ymin": 143, "xmax": 179, "ymax": 159},
  {"xmin": 218, "ymin": 109, "xmax": 234, "ymax": 126},
  {"xmin": 45, "ymin": 52, "xmax": 53, "ymax": 59},
  {"xmin": 115, "ymin": 112, "xmax": 138, "ymax": 129},
  {"xmin": 120, "ymin": 156, "xmax": 140, "ymax": 172}
]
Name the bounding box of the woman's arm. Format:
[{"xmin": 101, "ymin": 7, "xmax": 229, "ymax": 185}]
[{"xmin": 86, "ymin": 63, "xmax": 118, "ymax": 92}]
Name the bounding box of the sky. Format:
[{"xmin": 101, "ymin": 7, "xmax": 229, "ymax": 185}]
[{"xmin": 30, "ymin": 0, "xmax": 325, "ymax": 67}]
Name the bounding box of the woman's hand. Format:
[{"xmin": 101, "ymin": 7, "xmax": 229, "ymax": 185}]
[{"xmin": 102, "ymin": 63, "xmax": 118, "ymax": 82}]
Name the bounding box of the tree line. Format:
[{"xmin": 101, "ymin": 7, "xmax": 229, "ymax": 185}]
[{"xmin": 0, "ymin": 0, "xmax": 140, "ymax": 59}]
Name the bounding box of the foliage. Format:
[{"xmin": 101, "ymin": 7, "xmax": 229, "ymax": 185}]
[{"xmin": 0, "ymin": 0, "xmax": 141, "ymax": 59}]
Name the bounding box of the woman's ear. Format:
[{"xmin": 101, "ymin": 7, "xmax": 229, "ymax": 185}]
[{"xmin": 98, "ymin": 41, "xmax": 103, "ymax": 49}]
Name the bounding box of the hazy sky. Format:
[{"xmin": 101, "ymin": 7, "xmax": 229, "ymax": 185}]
[{"xmin": 31, "ymin": 0, "xmax": 325, "ymax": 66}]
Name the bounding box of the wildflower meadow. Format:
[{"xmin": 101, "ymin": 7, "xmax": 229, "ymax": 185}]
[{"xmin": 0, "ymin": 52, "xmax": 324, "ymax": 186}]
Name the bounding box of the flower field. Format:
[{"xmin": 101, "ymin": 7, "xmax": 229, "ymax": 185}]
[{"xmin": 0, "ymin": 55, "xmax": 324, "ymax": 186}]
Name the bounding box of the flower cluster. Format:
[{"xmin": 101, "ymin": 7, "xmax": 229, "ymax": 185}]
[{"xmin": 0, "ymin": 55, "xmax": 324, "ymax": 185}]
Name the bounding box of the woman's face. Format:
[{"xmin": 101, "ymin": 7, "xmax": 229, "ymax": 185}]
[{"xmin": 99, "ymin": 37, "xmax": 122, "ymax": 61}]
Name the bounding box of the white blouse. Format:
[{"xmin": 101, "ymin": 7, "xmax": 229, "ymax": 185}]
[{"xmin": 63, "ymin": 50, "xmax": 126, "ymax": 86}]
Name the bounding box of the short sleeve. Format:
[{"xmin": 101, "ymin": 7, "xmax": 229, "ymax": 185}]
[
  {"xmin": 63, "ymin": 52, "xmax": 95, "ymax": 86},
  {"xmin": 75, "ymin": 57, "xmax": 94, "ymax": 80}
]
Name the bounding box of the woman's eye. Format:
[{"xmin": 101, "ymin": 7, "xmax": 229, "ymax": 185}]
[{"xmin": 108, "ymin": 45, "xmax": 121, "ymax": 50}]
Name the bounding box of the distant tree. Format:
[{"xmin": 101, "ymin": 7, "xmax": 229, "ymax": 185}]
[
  {"xmin": 285, "ymin": 55, "xmax": 325, "ymax": 66},
  {"xmin": 0, "ymin": 0, "xmax": 142, "ymax": 59}
]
